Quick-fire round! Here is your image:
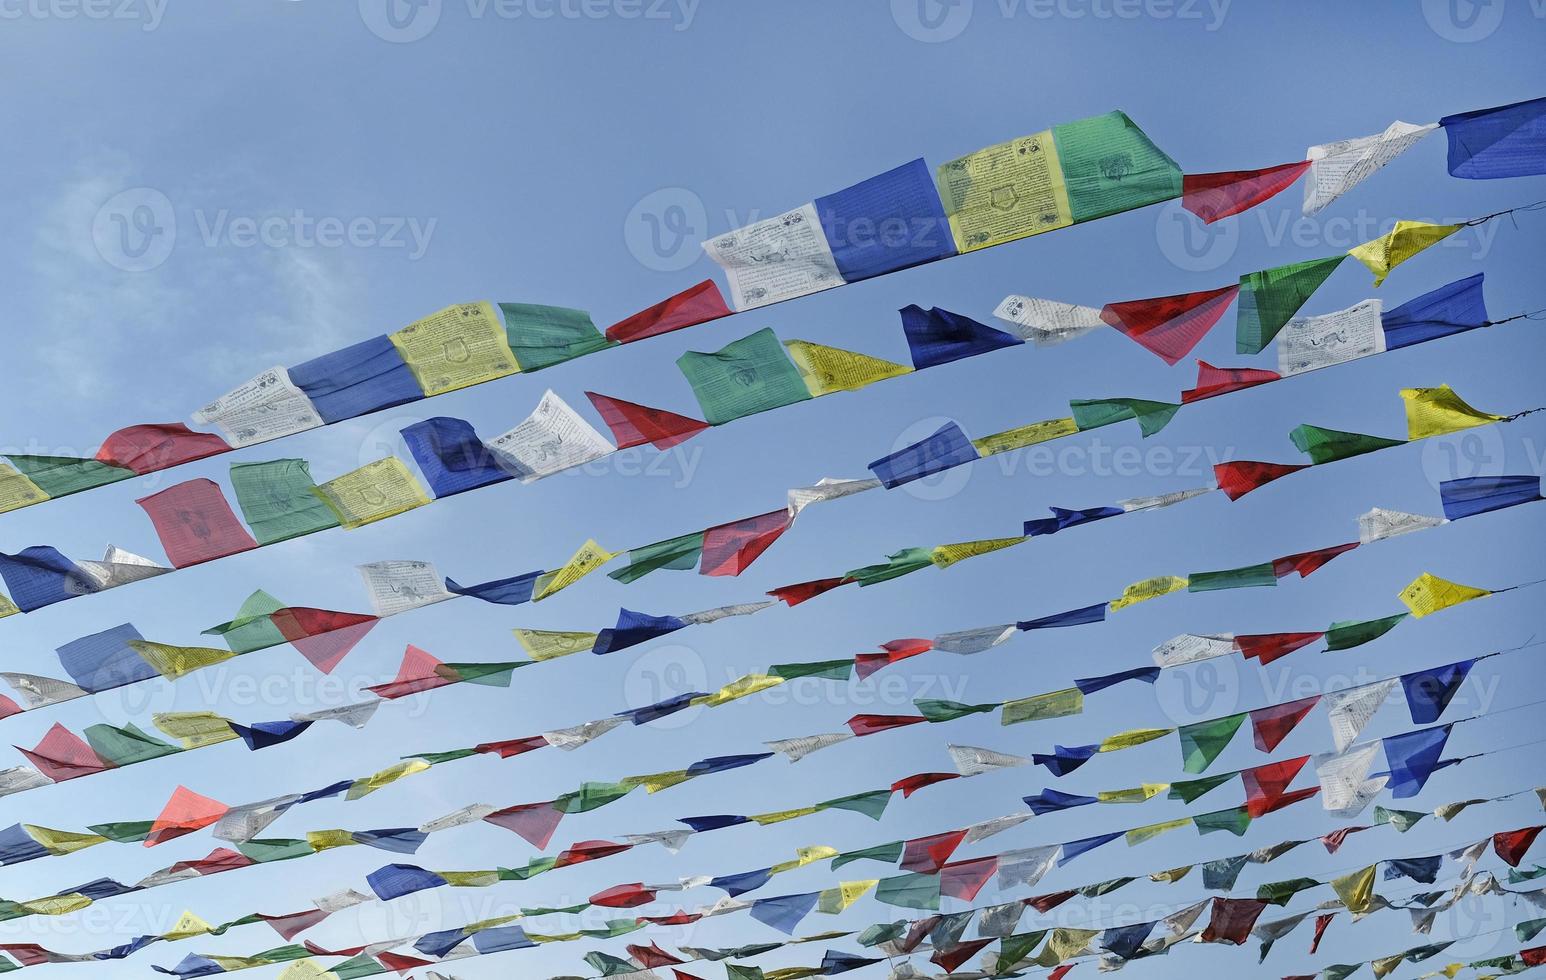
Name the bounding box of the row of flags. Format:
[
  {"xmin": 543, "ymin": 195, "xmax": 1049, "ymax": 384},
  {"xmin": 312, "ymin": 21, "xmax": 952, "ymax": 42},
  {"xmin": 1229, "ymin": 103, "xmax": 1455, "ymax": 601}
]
[{"xmin": 0, "ymin": 98, "xmax": 1540, "ymax": 529}]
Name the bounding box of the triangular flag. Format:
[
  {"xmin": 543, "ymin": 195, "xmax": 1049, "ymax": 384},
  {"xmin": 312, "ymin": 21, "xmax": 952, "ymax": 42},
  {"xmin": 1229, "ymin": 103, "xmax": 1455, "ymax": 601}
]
[
  {"xmin": 1401, "ymin": 384, "xmax": 1507, "ymax": 440},
  {"xmin": 584, "ymin": 392, "xmax": 708, "ymax": 450},
  {"xmin": 1100, "ymin": 285, "xmax": 1240, "ymax": 365},
  {"xmin": 1398, "ymin": 572, "xmax": 1491, "ymax": 618},
  {"xmin": 1181, "ymin": 161, "xmax": 1311, "ymax": 223},
  {"xmin": 1349, "ymin": 221, "xmax": 1462, "ymax": 285}
]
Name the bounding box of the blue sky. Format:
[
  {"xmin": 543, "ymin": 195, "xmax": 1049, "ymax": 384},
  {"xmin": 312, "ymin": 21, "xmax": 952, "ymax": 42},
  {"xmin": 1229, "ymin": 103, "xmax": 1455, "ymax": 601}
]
[{"xmin": 0, "ymin": 2, "xmax": 1544, "ymax": 977}]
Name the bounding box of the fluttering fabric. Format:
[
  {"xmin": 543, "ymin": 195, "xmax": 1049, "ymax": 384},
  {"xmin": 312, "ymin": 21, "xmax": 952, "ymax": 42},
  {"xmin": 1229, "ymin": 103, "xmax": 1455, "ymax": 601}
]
[{"xmin": 1441, "ymin": 97, "xmax": 1546, "ymax": 178}]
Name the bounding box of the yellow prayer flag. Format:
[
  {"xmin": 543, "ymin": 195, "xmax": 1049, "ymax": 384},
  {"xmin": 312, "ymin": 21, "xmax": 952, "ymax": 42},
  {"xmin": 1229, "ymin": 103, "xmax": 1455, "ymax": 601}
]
[
  {"xmin": 526, "ymin": 931, "xmax": 583, "ymax": 943},
  {"xmin": 1108, "ymin": 575, "xmax": 1189, "ymax": 612},
  {"xmin": 439, "ymin": 870, "xmax": 500, "ymax": 888},
  {"xmin": 1098, "ymin": 727, "xmax": 1173, "ymax": 752},
  {"xmin": 929, "ymin": 536, "xmax": 1027, "ymax": 569},
  {"xmin": 751, "ymin": 805, "xmax": 823, "ymax": 826},
  {"xmin": 936, "ymin": 130, "xmax": 1073, "ymax": 252},
  {"xmin": 623, "ymin": 769, "xmax": 693, "ymax": 794},
  {"xmin": 771, "ymin": 844, "xmax": 839, "ymax": 873},
  {"xmin": 0, "ymin": 462, "xmax": 48, "ymax": 515},
  {"xmin": 696, "ymin": 673, "xmax": 784, "ymax": 707},
  {"xmin": 1330, "ymin": 864, "xmax": 1377, "ymax": 914},
  {"xmin": 346, "ymin": 759, "xmax": 431, "ymax": 800},
  {"xmin": 766, "ymin": 969, "xmax": 824, "ymax": 980},
  {"xmin": 784, "ymin": 340, "xmax": 911, "ymax": 396},
  {"xmin": 130, "ymin": 640, "xmax": 235, "ymax": 680},
  {"xmin": 22, "ymin": 825, "xmax": 107, "ymax": 855},
  {"xmin": 153, "ymin": 711, "xmax": 240, "ymax": 749},
  {"xmin": 305, "ymin": 829, "xmax": 357, "ymax": 852},
  {"xmin": 972, "ymin": 417, "xmax": 1079, "ymax": 456},
  {"xmin": 1149, "ymin": 864, "xmax": 1194, "ymax": 882},
  {"xmin": 513, "ymin": 629, "xmax": 598, "ymax": 661},
  {"xmin": 1401, "ymin": 384, "xmax": 1506, "ymax": 440},
  {"xmin": 1399, "ymin": 572, "xmax": 1491, "ymax": 618},
  {"xmin": 0, "ymin": 592, "xmax": 18, "ymax": 619},
  {"xmin": 1371, "ymin": 953, "xmax": 1407, "ymax": 978},
  {"xmin": 1001, "ymin": 687, "xmax": 1084, "ymax": 725},
  {"xmin": 1035, "ymin": 927, "xmax": 1100, "ymax": 966},
  {"xmin": 817, "ymin": 880, "xmax": 878, "ymax": 913},
  {"xmin": 19, "ymin": 895, "xmax": 92, "ymax": 916},
  {"xmin": 162, "ymin": 910, "xmax": 215, "ymax": 941},
  {"xmin": 311, "ymin": 457, "xmax": 431, "ymax": 529},
  {"xmin": 533, "ymin": 539, "xmax": 616, "ymax": 601},
  {"xmin": 276, "ymin": 960, "xmax": 333, "ymax": 980},
  {"xmin": 1348, "ymin": 221, "xmax": 1461, "ymax": 286},
  {"xmin": 1126, "ymin": 819, "xmax": 1191, "ymax": 847},
  {"xmin": 389, "ymin": 301, "xmax": 519, "ymax": 396},
  {"xmin": 1097, "ymin": 783, "xmax": 1169, "ymax": 804}
]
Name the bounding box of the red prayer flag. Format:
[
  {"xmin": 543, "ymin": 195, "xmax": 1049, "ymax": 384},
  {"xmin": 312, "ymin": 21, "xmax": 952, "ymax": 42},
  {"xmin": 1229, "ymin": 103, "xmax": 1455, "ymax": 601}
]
[
  {"xmin": 377, "ymin": 951, "xmax": 433, "ymax": 974},
  {"xmin": 590, "ymin": 883, "xmax": 657, "ymax": 908},
  {"xmin": 483, "ymin": 802, "xmax": 564, "ymax": 849},
  {"xmin": 475, "ymin": 735, "xmax": 549, "ymax": 758},
  {"xmin": 673, "ymin": 971, "xmax": 709, "ymax": 980},
  {"xmin": 146, "ymin": 786, "xmax": 230, "ymax": 847},
  {"xmin": 0, "ymin": 947, "xmax": 52, "ymax": 967},
  {"xmin": 1235, "ymin": 632, "xmax": 1325, "ymax": 665},
  {"xmin": 1522, "ymin": 945, "xmax": 1546, "ymax": 966},
  {"xmin": 1273, "ymin": 542, "xmax": 1358, "ymax": 578},
  {"xmin": 1100, "ymin": 284, "xmax": 1240, "ymax": 365},
  {"xmin": 932, "ymin": 936, "xmax": 994, "ymax": 971},
  {"xmin": 136, "ymin": 479, "xmax": 259, "ymax": 567},
  {"xmin": 699, "ymin": 509, "xmax": 792, "ymax": 576},
  {"xmin": 1250, "ymin": 696, "xmax": 1320, "ymax": 751},
  {"xmin": 304, "ymin": 941, "xmax": 367, "ymax": 957},
  {"xmin": 898, "ymin": 917, "xmax": 939, "ymax": 954},
  {"xmin": 1181, "ymin": 161, "xmax": 1311, "ymax": 223},
  {"xmin": 1242, "ymin": 755, "xmax": 1309, "ymax": 818},
  {"xmin": 768, "ymin": 576, "xmax": 851, "ymax": 606},
  {"xmin": 1494, "ymin": 826, "xmax": 1544, "ymax": 867},
  {"xmin": 627, "ymin": 943, "xmax": 686, "ymax": 967},
  {"xmin": 1027, "ymin": 890, "xmax": 1076, "ymax": 913},
  {"xmin": 1201, "ymin": 897, "xmax": 1268, "ymax": 944},
  {"xmin": 585, "ymin": 391, "xmax": 709, "ymax": 450},
  {"xmin": 940, "ymin": 857, "xmax": 999, "ymax": 901},
  {"xmin": 848, "ymin": 714, "xmax": 927, "ymax": 736},
  {"xmin": 605, "ymin": 279, "xmax": 730, "ymax": 343},
  {"xmin": 1214, "ymin": 460, "xmax": 1307, "ymax": 501},
  {"xmin": 1181, "ymin": 360, "xmax": 1281, "ymax": 403},
  {"xmin": 1310, "ymin": 912, "xmax": 1334, "ymax": 953},
  {"xmin": 644, "ymin": 912, "xmax": 700, "ymax": 926},
  {"xmin": 1261, "ymin": 786, "xmax": 1319, "ymax": 814},
  {"xmin": 258, "ymin": 908, "xmax": 331, "ymax": 941},
  {"xmin": 555, "ymin": 839, "xmax": 632, "ymax": 868},
  {"xmin": 366, "ymin": 644, "xmax": 454, "ymax": 699},
  {"xmin": 97, "ymin": 423, "xmax": 230, "ymax": 474},
  {"xmin": 899, "ymin": 829, "xmax": 967, "ymax": 872},
  {"xmin": 1320, "ymin": 826, "xmax": 1369, "ymax": 854},
  {"xmin": 16, "ymin": 723, "xmax": 111, "ymax": 782},
  {"xmin": 0, "ymin": 695, "xmax": 20, "ymax": 722},
  {"xmin": 271, "ymin": 607, "xmax": 379, "ymax": 674},
  {"xmin": 855, "ymin": 638, "xmax": 933, "ymax": 679},
  {"xmin": 892, "ymin": 772, "xmax": 960, "ymax": 798},
  {"xmin": 1049, "ymin": 967, "xmax": 1075, "ymax": 980},
  {"xmin": 169, "ymin": 847, "xmax": 253, "ymax": 876}
]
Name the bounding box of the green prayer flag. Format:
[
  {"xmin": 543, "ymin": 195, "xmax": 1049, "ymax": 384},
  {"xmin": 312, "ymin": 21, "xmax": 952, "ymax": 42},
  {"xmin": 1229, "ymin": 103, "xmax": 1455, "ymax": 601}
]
[
  {"xmin": 6, "ymin": 455, "xmax": 134, "ymax": 497},
  {"xmin": 412, "ymin": 748, "xmax": 479, "ymax": 765},
  {"xmin": 1374, "ymin": 805, "xmax": 1427, "ymax": 832},
  {"xmin": 521, "ymin": 902, "xmax": 588, "ymax": 915},
  {"xmin": 83, "ymin": 723, "xmax": 180, "ymax": 767},
  {"xmin": 832, "ymin": 841, "xmax": 904, "ymax": 869},
  {"xmin": 1516, "ymin": 917, "xmax": 1546, "ymax": 942},
  {"xmin": 1289, "ymin": 424, "xmax": 1405, "ymax": 464},
  {"xmin": 874, "ymin": 871, "xmax": 941, "ymax": 910},
  {"xmin": 1510, "ymin": 865, "xmax": 1546, "ymax": 884},
  {"xmin": 203, "ymin": 590, "xmax": 288, "ymax": 654},
  {"xmin": 1188, "ymin": 562, "xmax": 1278, "ymax": 592},
  {"xmin": 85, "ymin": 821, "xmax": 153, "ymax": 843},
  {"xmin": 607, "ymin": 532, "xmax": 705, "ymax": 584},
  {"xmin": 1177, "ymin": 713, "xmax": 1246, "ymax": 774},
  {"xmin": 770, "ymin": 659, "xmax": 854, "ymax": 682},
  {"xmin": 1168, "ymin": 771, "xmax": 1236, "ymax": 804},
  {"xmin": 1235, "ymin": 254, "xmax": 1347, "ymax": 354},
  {"xmin": 1080, "ymin": 877, "xmax": 1135, "ymax": 897},
  {"xmin": 583, "ymin": 919, "xmax": 648, "ymax": 939},
  {"xmin": 229, "ymin": 459, "xmax": 341, "ymax": 545},
  {"xmin": 998, "ymin": 930, "xmax": 1049, "ymax": 968},
  {"xmin": 857, "ymin": 921, "xmax": 906, "ymax": 947},
  {"xmin": 677, "ymin": 327, "xmax": 812, "ymax": 424},
  {"xmin": 1192, "ymin": 805, "xmax": 1252, "ymax": 836},
  {"xmin": 915, "ymin": 699, "xmax": 996, "ymax": 722},
  {"xmin": 500, "ymin": 302, "xmax": 614, "ymax": 372},
  {"xmin": 726, "ymin": 966, "xmax": 767, "ymax": 980},
  {"xmin": 1050, "ymin": 111, "xmax": 1183, "ymax": 223},
  {"xmin": 553, "ymin": 781, "xmax": 632, "ymax": 813},
  {"xmin": 1069, "ymin": 397, "xmax": 1181, "ymax": 437},
  {"xmin": 1319, "ymin": 965, "xmax": 1361, "ymax": 980},
  {"xmin": 1325, "ymin": 613, "xmax": 1409, "ymax": 650},
  {"xmin": 844, "ymin": 547, "xmax": 935, "ymax": 587},
  {"xmin": 237, "ymin": 839, "xmax": 315, "ymax": 863},
  {"xmin": 1257, "ymin": 877, "xmax": 1321, "ymax": 905},
  {"xmin": 821, "ymin": 790, "xmax": 892, "ymax": 820},
  {"xmin": 504, "ymin": 857, "xmax": 558, "ymax": 880},
  {"xmin": 331, "ymin": 954, "xmax": 389, "ymax": 979},
  {"xmin": 441, "ymin": 662, "xmax": 522, "ymax": 686}
]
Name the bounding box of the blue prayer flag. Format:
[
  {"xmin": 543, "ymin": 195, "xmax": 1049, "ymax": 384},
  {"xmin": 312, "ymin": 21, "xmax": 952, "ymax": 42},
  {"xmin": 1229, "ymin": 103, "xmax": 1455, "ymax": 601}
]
[
  {"xmin": 1441, "ymin": 97, "xmax": 1546, "ymax": 178},
  {"xmin": 472, "ymin": 925, "xmax": 534, "ymax": 954},
  {"xmin": 1033, "ymin": 743, "xmax": 1099, "ymax": 776},
  {"xmin": 1023, "ymin": 789, "xmax": 1098, "ymax": 814},
  {"xmin": 56, "ymin": 623, "xmax": 157, "ymax": 693},
  {"xmin": 351, "ymin": 828, "xmax": 428, "ymax": 854},
  {"xmin": 899, "ymin": 304, "xmax": 1022, "ymax": 369},
  {"xmin": 1025, "ymin": 505, "xmax": 1124, "ymax": 537},
  {"xmin": 750, "ymin": 891, "xmax": 821, "ymax": 934},
  {"xmin": 400, "ymin": 417, "xmax": 512, "ymax": 497},
  {"xmin": 288, "ymin": 334, "xmax": 423, "ymax": 424},
  {"xmin": 617, "ymin": 691, "xmax": 707, "ymax": 726},
  {"xmin": 688, "ymin": 753, "xmax": 772, "ymax": 776},
  {"xmin": 680, "ymin": 814, "xmax": 749, "ymax": 833},
  {"xmin": 1381, "ymin": 273, "xmax": 1489, "ymax": 350},
  {"xmin": 367, "ymin": 863, "xmax": 447, "ymax": 900},
  {"xmin": 1440, "ymin": 475, "xmax": 1541, "ymax": 520},
  {"xmin": 0, "ymin": 546, "xmax": 99, "ymax": 612},
  {"xmin": 1401, "ymin": 660, "xmax": 1475, "ymax": 724},
  {"xmin": 711, "ymin": 867, "xmax": 775, "ymax": 896},
  {"xmin": 867, "ymin": 421, "xmax": 979, "ymax": 489},
  {"xmin": 815, "ymin": 159, "xmax": 956, "ymax": 282},
  {"xmin": 1074, "ymin": 665, "xmax": 1161, "ymax": 695},
  {"xmin": 1019, "ymin": 602, "xmax": 1107, "ymax": 631},
  {"xmin": 1059, "ymin": 831, "xmax": 1123, "ymax": 865},
  {"xmin": 1383, "ymin": 725, "xmax": 1452, "ymax": 798},
  {"xmin": 230, "ymin": 719, "xmax": 312, "ymax": 751},
  {"xmin": 1384, "ymin": 855, "xmax": 1443, "ymax": 884},
  {"xmin": 445, "ymin": 571, "xmax": 542, "ymax": 606},
  {"xmin": 592, "ymin": 608, "xmax": 689, "ymax": 655}
]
